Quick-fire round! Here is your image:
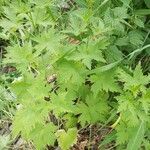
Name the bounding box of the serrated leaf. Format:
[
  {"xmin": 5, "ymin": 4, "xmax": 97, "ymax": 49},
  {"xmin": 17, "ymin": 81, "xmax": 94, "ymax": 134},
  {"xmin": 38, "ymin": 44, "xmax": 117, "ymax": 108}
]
[
  {"xmin": 134, "ymin": 17, "xmax": 144, "ymax": 28},
  {"xmin": 105, "ymin": 45, "xmax": 123, "ymax": 62},
  {"xmin": 116, "ymin": 92, "xmax": 140, "ymax": 126},
  {"xmin": 57, "ymin": 60, "xmax": 85, "ymax": 85},
  {"xmin": 3, "ymin": 44, "xmax": 35, "ymax": 72},
  {"xmin": 56, "ymin": 128, "xmax": 77, "ymax": 150},
  {"xmin": 29, "ymin": 123, "xmax": 57, "ymax": 150},
  {"xmin": 11, "ymin": 73, "xmax": 50, "ymax": 103},
  {"xmin": 90, "ymin": 69, "xmax": 119, "ymax": 97},
  {"xmin": 66, "ymin": 40, "xmax": 106, "ymax": 69},
  {"xmin": 118, "ymin": 64, "xmax": 150, "ymax": 96},
  {"xmin": 128, "ymin": 30, "xmax": 144, "ymax": 46},
  {"xmin": 50, "ymin": 92, "xmax": 76, "ymax": 117},
  {"xmin": 33, "ymin": 29, "xmax": 62, "ymax": 54},
  {"xmin": 127, "ymin": 122, "xmax": 145, "ymax": 150},
  {"xmin": 113, "ymin": 7, "xmax": 128, "ymax": 19},
  {"xmin": 12, "ymin": 102, "xmax": 50, "ymax": 139},
  {"xmin": 76, "ymin": 93, "xmax": 109, "ymax": 126},
  {"xmin": 116, "ymin": 122, "xmax": 131, "ymax": 144},
  {"xmin": 139, "ymin": 89, "xmax": 150, "ymax": 114},
  {"xmin": 29, "ymin": 7, "xmax": 52, "ymax": 27}
]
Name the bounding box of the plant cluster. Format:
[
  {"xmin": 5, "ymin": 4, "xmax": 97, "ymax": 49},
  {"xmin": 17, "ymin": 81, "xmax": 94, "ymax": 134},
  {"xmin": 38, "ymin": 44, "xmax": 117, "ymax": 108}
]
[{"xmin": 0, "ymin": 0, "xmax": 150, "ymax": 149}]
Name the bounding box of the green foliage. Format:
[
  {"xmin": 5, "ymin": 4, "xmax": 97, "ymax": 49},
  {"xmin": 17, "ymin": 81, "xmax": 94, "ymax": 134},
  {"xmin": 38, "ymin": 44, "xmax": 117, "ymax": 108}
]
[
  {"xmin": 118, "ymin": 64, "xmax": 150, "ymax": 96},
  {"xmin": 30, "ymin": 123, "xmax": 57, "ymax": 150},
  {"xmin": 12, "ymin": 102, "xmax": 51, "ymax": 138},
  {"xmin": 56, "ymin": 128, "xmax": 77, "ymax": 150},
  {"xmin": 1, "ymin": 0, "xmax": 150, "ymax": 149},
  {"xmin": 76, "ymin": 93, "xmax": 109, "ymax": 126},
  {"xmin": 90, "ymin": 69, "xmax": 119, "ymax": 97},
  {"xmin": 127, "ymin": 122, "xmax": 145, "ymax": 150},
  {"xmin": 116, "ymin": 65, "xmax": 150, "ymax": 148}
]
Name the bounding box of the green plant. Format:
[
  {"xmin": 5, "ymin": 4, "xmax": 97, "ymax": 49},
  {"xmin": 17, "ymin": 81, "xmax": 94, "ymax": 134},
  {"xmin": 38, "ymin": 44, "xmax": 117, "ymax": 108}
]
[{"xmin": 1, "ymin": 0, "xmax": 150, "ymax": 149}]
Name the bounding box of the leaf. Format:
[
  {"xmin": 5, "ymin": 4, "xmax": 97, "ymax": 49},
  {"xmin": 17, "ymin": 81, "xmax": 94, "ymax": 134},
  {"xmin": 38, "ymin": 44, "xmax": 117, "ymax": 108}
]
[
  {"xmin": 134, "ymin": 17, "xmax": 144, "ymax": 28},
  {"xmin": 104, "ymin": 8, "xmax": 125, "ymax": 35},
  {"xmin": 116, "ymin": 36, "xmax": 129, "ymax": 46},
  {"xmin": 33, "ymin": 29, "xmax": 62, "ymax": 54},
  {"xmin": 76, "ymin": 93, "xmax": 109, "ymax": 126},
  {"xmin": 63, "ymin": 114, "xmax": 78, "ymax": 129},
  {"xmin": 56, "ymin": 128, "xmax": 77, "ymax": 150},
  {"xmin": 88, "ymin": 60, "xmax": 122, "ymax": 75},
  {"xmin": 139, "ymin": 89, "xmax": 150, "ymax": 114},
  {"xmin": 116, "ymin": 121, "xmax": 131, "ymax": 144},
  {"xmin": 127, "ymin": 122, "xmax": 145, "ymax": 150},
  {"xmin": 116, "ymin": 92, "xmax": 140, "ymax": 126},
  {"xmin": 144, "ymin": 0, "xmax": 150, "ymax": 8},
  {"xmin": 66, "ymin": 39, "xmax": 107, "ymax": 69},
  {"xmin": 29, "ymin": 7, "xmax": 52, "ymax": 27},
  {"xmin": 134, "ymin": 9, "xmax": 150, "ymax": 15},
  {"xmin": 63, "ymin": 9, "xmax": 89, "ymax": 37},
  {"xmin": 128, "ymin": 30, "xmax": 144, "ymax": 46},
  {"xmin": 12, "ymin": 102, "xmax": 50, "ymax": 139},
  {"xmin": 90, "ymin": 69, "xmax": 119, "ymax": 97},
  {"xmin": 50, "ymin": 92, "xmax": 76, "ymax": 117},
  {"xmin": 11, "ymin": 73, "xmax": 50, "ymax": 103},
  {"xmin": 3, "ymin": 44, "xmax": 35, "ymax": 72},
  {"xmin": 27, "ymin": 73, "xmax": 50, "ymax": 100},
  {"xmin": 0, "ymin": 5, "xmax": 23, "ymax": 33},
  {"xmin": 56, "ymin": 60, "xmax": 85, "ymax": 85},
  {"xmin": 105, "ymin": 45, "xmax": 123, "ymax": 63},
  {"xmin": 29, "ymin": 123, "xmax": 57, "ymax": 150},
  {"xmin": 118, "ymin": 64, "xmax": 150, "ymax": 96},
  {"xmin": 91, "ymin": 18, "xmax": 106, "ymax": 35},
  {"xmin": 113, "ymin": 7, "xmax": 128, "ymax": 19}
]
